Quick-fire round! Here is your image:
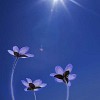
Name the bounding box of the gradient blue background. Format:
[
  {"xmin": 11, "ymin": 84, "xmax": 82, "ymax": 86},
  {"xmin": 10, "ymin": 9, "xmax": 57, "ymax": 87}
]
[{"xmin": 0, "ymin": 0, "xmax": 100, "ymax": 100}]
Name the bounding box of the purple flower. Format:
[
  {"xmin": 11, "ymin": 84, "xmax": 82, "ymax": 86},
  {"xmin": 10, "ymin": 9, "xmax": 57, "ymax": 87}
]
[
  {"xmin": 21, "ymin": 78, "xmax": 47, "ymax": 91},
  {"xmin": 8, "ymin": 46, "xmax": 34, "ymax": 58},
  {"xmin": 50, "ymin": 64, "xmax": 76, "ymax": 86}
]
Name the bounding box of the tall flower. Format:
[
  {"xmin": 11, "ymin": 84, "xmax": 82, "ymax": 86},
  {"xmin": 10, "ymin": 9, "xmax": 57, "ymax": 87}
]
[
  {"xmin": 8, "ymin": 46, "xmax": 34, "ymax": 100},
  {"xmin": 50, "ymin": 64, "xmax": 76, "ymax": 100},
  {"xmin": 21, "ymin": 78, "xmax": 47, "ymax": 100},
  {"xmin": 8, "ymin": 46, "xmax": 34, "ymax": 58}
]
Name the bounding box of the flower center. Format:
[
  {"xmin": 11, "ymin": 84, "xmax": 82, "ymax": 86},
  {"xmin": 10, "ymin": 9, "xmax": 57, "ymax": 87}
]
[{"xmin": 29, "ymin": 83, "xmax": 35, "ymax": 89}]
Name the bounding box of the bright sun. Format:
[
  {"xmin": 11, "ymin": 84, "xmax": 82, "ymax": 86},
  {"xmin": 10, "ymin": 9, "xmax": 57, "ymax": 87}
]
[
  {"xmin": 53, "ymin": 0, "xmax": 63, "ymax": 5},
  {"xmin": 51, "ymin": 0, "xmax": 67, "ymax": 12},
  {"xmin": 38, "ymin": 0, "xmax": 84, "ymax": 13}
]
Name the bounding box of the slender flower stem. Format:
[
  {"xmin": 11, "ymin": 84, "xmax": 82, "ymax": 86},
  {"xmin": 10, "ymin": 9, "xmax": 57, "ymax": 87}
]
[
  {"xmin": 66, "ymin": 85, "xmax": 70, "ymax": 100},
  {"xmin": 10, "ymin": 57, "xmax": 19, "ymax": 100},
  {"xmin": 34, "ymin": 92, "xmax": 37, "ymax": 100}
]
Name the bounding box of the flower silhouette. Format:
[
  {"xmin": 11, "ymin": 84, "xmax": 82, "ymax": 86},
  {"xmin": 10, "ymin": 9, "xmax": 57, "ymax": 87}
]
[
  {"xmin": 21, "ymin": 78, "xmax": 47, "ymax": 91},
  {"xmin": 50, "ymin": 64, "xmax": 76, "ymax": 86},
  {"xmin": 8, "ymin": 46, "xmax": 34, "ymax": 58}
]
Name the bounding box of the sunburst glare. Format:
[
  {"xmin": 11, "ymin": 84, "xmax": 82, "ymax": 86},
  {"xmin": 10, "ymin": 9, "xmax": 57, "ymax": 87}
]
[
  {"xmin": 36, "ymin": 0, "xmax": 85, "ymax": 13},
  {"xmin": 51, "ymin": 0, "xmax": 84, "ymax": 12},
  {"xmin": 51, "ymin": 0, "xmax": 68, "ymax": 12}
]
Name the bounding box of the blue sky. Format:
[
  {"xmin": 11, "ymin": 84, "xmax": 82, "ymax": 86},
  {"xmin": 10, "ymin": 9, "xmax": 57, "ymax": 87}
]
[{"xmin": 0, "ymin": 0, "xmax": 100, "ymax": 100}]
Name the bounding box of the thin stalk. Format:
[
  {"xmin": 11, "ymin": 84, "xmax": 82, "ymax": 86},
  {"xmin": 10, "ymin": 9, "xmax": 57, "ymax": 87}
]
[
  {"xmin": 66, "ymin": 85, "xmax": 70, "ymax": 100},
  {"xmin": 34, "ymin": 92, "xmax": 37, "ymax": 100},
  {"xmin": 10, "ymin": 57, "xmax": 19, "ymax": 100}
]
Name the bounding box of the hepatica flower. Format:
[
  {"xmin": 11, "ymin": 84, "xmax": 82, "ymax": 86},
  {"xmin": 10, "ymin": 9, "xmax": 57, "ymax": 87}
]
[
  {"xmin": 8, "ymin": 46, "xmax": 34, "ymax": 58},
  {"xmin": 8, "ymin": 46, "xmax": 34, "ymax": 100},
  {"xmin": 21, "ymin": 78, "xmax": 47, "ymax": 100},
  {"xmin": 50, "ymin": 64, "xmax": 76, "ymax": 100}
]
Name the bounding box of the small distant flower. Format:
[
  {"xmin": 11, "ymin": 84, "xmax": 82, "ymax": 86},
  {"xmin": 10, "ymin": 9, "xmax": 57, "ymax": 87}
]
[
  {"xmin": 8, "ymin": 46, "xmax": 34, "ymax": 58},
  {"xmin": 21, "ymin": 78, "xmax": 47, "ymax": 92},
  {"xmin": 50, "ymin": 64, "xmax": 76, "ymax": 86}
]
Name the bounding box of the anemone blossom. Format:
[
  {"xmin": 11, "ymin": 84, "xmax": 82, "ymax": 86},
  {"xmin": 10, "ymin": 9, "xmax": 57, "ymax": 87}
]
[
  {"xmin": 21, "ymin": 78, "xmax": 47, "ymax": 100},
  {"xmin": 50, "ymin": 64, "xmax": 76, "ymax": 100},
  {"xmin": 8, "ymin": 46, "xmax": 34, "ymax": 58},
  {"xmin": 8, "ymin": 46, "xmax": 34, "ymax": 100}
]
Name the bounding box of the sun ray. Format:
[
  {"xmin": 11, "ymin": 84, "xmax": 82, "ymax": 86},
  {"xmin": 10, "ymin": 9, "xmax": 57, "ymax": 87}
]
[
  {"xmin": 69, "ymin": 0, "xmax": 84, "ymax": 8},
  {"xmin": 49, "ymin": 0, "xmax": 72, "ymax": 22},
  {"xmin": 70, "ymin": 0, "xmax": 100, "ymax": 16},
  {"xmin": 60, "ymin": 0, "xmax": 71, "ymax": 14},
  {"xmin": 60, "ymin": 0, "xmax": 72, "ymax": 19},
  {"xmin": 60, "ymin": 0, "xmax": 67, "ymax": 9},
  {"xmin": 51, "ymin": 0, "xmax": 59, "ymax": 12}
]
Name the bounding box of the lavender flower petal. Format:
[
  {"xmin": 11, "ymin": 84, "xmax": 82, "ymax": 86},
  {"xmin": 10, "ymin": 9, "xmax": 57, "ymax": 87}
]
[
  {"xmin": 8, "ymin": 50, "xmax": 14, "ymax": 56},
  {"xmin": 25, "ymin": 53, "xmax": 34, "ymax": 57},
  {"xmin": 55, "ymin": 78, "xmax": 63, "ymax": 83},
  {"xmin": 55, "ymin": 66, "xmax": 64, "ymax": 75},
  {"xmin": 50, "ymin": 73, "xmax": 56, "ymax": 77},
  {"xmin": 19, "ymin": 47, "xmax": 29, "ymax": 55},
  {"xmin": 68, "ymin": 74, "xmax": 76, "ymax": 80},
  {"xmin": 26, "ymin": 78, "xmax": 32, "ymax": 83},
  {"xmin": 65, "ymin": 64, "xmax": 73, "ymax": 72},
  {"xmin": 24, "ymin": 88, "xmax": 28, "ymax": 91},
  {"xmin": 40, "ymin": 83, "xmax": 47, "ymax": 87},
  {"xmin": 20, "ymin": 56, "xmax": 28, "ymax": 58},
  {"xmin": 33, "ymin": 79, "xmax": 42, "ymax": 86},
  {"xmin": 21, "ymin": 80, "xmax": 29, "ymax": 87},
  {"xmin": 34, "ymin": 89, "xmax": 39, "ymax": 91},
  {"xmin": 13, "ymin": 46, "xmax": 19, "ymax": 52}
]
